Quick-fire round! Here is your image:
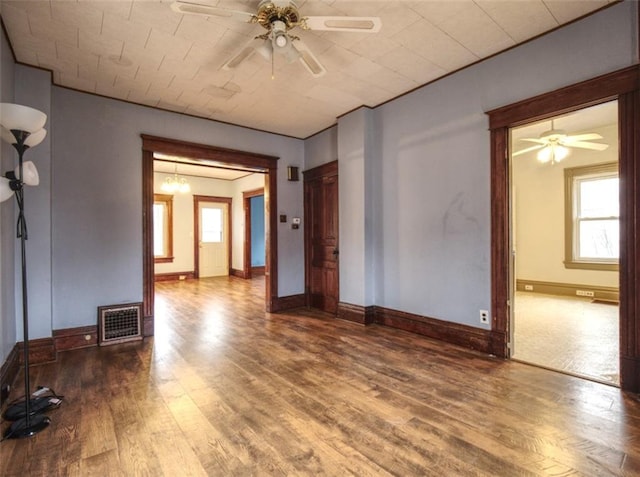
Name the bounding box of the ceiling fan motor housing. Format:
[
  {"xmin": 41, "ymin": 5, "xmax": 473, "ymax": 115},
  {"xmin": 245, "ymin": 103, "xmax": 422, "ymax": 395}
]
[{"xmin": 256, "ymin": 0, "xmax": 301, "ymax": 31}]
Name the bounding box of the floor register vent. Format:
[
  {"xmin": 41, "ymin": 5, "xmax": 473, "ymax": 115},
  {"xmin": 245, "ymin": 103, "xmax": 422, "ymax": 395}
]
[{"xmin": 98, "ymin": 302, "xmax": 143, "ymax": 346}]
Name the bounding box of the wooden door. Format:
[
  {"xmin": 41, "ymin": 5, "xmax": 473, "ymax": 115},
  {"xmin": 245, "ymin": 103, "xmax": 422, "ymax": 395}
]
[
  {"xmin": 304, "ymin": 161, "xmax": 339, "ymax": 313},
  {"xmin": 197, "ymin": 200, "xmax": 229, "ymax": 277}
]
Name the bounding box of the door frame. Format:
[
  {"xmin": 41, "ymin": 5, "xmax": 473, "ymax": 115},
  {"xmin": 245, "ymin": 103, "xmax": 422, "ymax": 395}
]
[
  {"xmin": 141, "ymin": 135, "xmax": 279, "ymax": 335},
  {"xmin": 193, "ymin": 195, "xmax": 232, "ymax": 278},
  {"xmin": 243, "ymin": 188, "xmax": 265, "ymax": 279},
  {"xmin": 486, "ymin": 66, "xmax": 640, "ymax": 393}
]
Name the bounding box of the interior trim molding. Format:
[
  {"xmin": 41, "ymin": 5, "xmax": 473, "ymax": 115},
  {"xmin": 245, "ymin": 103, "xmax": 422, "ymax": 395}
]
[
  {"xmin": 17, "ymin": 338, "xmax": 55, "ymax": 366},
  {"xmin": 154, "ymin": 271, "xmax": 196, "ymax": 282},
  {"xmin": 338, "ymin": 302, "xmax": 375, "ymax": 325},
  {"xmin": 0, "ymin": 344, "xmax": 19, "ymax": 407},
  {"xmin": 515, "ymin": 279, "xmax": 619, "ymax": 303},
  {"xmin": 375, "ymin": 306, "xmax": 493, "ymax": 354},
  {"xmin": 270, "ymin": 294, "xmax": 305, "ymax": 312},
  {"xmin": 53, "ymin": 325, "xmax": 98, "ymax": 352},
  {"xmin": 487, "ymin": 65, "xmax": 640, "ymax": 393},
  {"xmin": 141, "ymin": 135, "xmax": 280, "ymax": 333}
]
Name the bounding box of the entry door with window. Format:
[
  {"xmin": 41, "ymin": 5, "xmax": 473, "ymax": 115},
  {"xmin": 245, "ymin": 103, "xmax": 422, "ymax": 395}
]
[{"xmin": 197, "ymin": 200, "xmax": 229, "ymax": 277}]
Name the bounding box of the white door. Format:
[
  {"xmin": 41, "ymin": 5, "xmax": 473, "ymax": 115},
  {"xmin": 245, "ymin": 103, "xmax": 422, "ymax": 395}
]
[{"xmin": 198, "ymin": 201, "xmax": 229, "ymax": 277}]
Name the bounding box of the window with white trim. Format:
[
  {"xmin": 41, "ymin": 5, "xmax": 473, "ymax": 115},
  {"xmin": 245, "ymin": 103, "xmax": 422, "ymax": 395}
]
[
  {"xmin": 564, "ymin": 162, "xmax": 619, "ymax": 271},
  {"xmin": 153, "ymin": 194, "xmax": 174, "ymax": 263}
]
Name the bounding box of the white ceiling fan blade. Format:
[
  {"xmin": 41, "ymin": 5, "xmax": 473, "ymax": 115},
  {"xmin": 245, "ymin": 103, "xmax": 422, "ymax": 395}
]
[
  {"xmin": 519, "ymin": 138, "xmax": 547, "ymax": 145},
  {"xmin": 512, "ymin": 144, "xmax": 545, "ymax": 157},
  {"xmin": 563, "ymin": 133, "xmax": 603, "ymax": 143},
  {"xmin": 222, "ymin": 41, "xmax": 258, "ymax": 70},
  {"xmin": 303, "ymin": 16, "xmax": 382, "ymax": 33},
  {"xmin": 563, "ymin": 141, "xmax": 609, "ymax": 151},
  {"xmin": 170, "ymin": 1, "xmax": 255, "ymax": 23},
  {"xmin": 292, "ymin": 39, "xmax": 326, "ymax": 78}
]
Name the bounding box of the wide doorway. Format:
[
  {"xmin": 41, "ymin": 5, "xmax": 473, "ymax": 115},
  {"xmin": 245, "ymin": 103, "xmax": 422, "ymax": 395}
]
[{"xmin": 509, "ymin": 101, "xmax": 620, "ymax": 385}]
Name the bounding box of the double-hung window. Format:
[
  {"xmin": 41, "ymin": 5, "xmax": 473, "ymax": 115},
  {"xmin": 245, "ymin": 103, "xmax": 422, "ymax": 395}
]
[{"xmin": 564, "ymin": 162, "xmax": 619, "ymax": 271}]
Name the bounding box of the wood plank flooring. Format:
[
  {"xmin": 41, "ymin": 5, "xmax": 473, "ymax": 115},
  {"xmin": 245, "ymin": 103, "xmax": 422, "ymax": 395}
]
[{"xmin": 1, "ymin": 275, "xmax": 640, "ymax": 476}]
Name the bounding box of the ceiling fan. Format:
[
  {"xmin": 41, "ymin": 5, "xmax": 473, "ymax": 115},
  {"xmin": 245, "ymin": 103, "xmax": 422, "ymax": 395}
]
[
  {"xmin": 170, "ymin": 0, "xmax": 382, "ymax": 78},
  {"xmin": 513, "ymin": 120, "xmax": 609, "ymax": 163}
]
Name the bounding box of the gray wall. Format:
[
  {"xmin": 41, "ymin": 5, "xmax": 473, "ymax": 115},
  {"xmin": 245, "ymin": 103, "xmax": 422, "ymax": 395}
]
[
  {"xmin": 1, "ymin": 1, "xmax": 637, "ymax": 356},
  {"xmin": 306, "ymin": 1, "xmax": 637, "ymax": 329},
  {"xmin": 1, "ymin": 20, "xmax": 16, "ymax": 363},
  {"xmin": 49, "ymin": 88, "xmax": 304, "ymax": 330}
]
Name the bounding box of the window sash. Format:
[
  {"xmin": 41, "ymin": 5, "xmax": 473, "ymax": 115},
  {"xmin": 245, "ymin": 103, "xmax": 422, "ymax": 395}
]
[
  {"xmin": 564, "ymin": 162, "xmax": 619, "ymax": 271},
  {"xmin": 154, "ymin": 194, "xmax": 174, "ymax": 263}
]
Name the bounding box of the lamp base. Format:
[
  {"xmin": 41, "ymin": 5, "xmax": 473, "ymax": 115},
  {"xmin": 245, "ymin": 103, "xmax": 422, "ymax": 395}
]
[
  {"xmin": 4, "ymin": 414, "xmax": 50, "ymax": 439},
  {"xmin": 3, "ymin": 397, "xmax": 55, "ymax": 421}
]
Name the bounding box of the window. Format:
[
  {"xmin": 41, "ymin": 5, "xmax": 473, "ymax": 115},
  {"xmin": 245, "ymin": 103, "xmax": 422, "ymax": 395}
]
[
  {"xmin": 153, "ymin": 194, "xmax": 174, "ymax": 263},
  {"xmin": 564, "ymin": 162, "xmax": 619, "ymax": 271},
  {"xmin": 201, "ymin": 207, "xmax": 223, "ymax": 243}
]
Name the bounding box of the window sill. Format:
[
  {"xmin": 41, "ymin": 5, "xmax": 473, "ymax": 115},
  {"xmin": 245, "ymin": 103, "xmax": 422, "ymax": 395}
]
[
  {"xmin": 154, "ymin": 256, "xmax": 175, "ymax": 264},
  {"xmin": 564, "ymin": 260, "xmax": 618, "ymax": 272}
]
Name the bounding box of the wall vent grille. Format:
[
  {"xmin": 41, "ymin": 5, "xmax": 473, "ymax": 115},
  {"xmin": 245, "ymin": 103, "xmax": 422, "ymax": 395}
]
[{"xmin": 98, "ymin": 303, "xmax": 143, "ymax": 346}]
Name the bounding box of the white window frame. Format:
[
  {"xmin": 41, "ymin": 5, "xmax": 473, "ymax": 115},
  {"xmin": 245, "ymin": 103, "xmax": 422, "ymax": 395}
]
[{"xmin": 564, "ymin": 162, "xmax": 619, "ymax": 271}]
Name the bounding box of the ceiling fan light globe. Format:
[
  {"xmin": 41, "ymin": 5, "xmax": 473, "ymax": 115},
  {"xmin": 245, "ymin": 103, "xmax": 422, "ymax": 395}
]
[
  {"xmin": 554, "ymin": 145, "xmax": 570, "ymax": 161},
  {"xmin": 537, "ymin": 146, "xmax": 552, "ymax": 163},
  {"xmin": 275, "ymin": 33, "xmax": 287, "ymax": 48}
]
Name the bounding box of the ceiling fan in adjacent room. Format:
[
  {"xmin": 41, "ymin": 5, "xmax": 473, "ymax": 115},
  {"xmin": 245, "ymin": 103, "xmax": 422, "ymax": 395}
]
[
  {"xmin": 171, "ymin": 0, "xmax": 382, "ymax": 77},
  {"xmin": 513, "ymin": 120, "xmax": 609, "ymax": 164}
]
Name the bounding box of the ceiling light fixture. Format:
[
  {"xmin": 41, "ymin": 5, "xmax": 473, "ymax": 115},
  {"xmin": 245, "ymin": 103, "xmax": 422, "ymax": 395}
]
[
  {"xmin": 161, "ymin": 164, "xmax": 190, "ymax": 194},
  {"xmin": 537, "ymin": 143, "xmax": 570, "ymax": 164}
]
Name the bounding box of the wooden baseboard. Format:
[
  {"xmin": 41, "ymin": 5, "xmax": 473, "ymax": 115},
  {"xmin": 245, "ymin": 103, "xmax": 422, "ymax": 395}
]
[
  {"xmin": 374, "ymin": 306, "xmax": 493, "ymax": 354},
  {"xmin": 230, "ymin": 268, "xmax": 247, "ymax": 278},
  {"xmin": 338, "ymin": 302, "xmax": 375, "ymax": 324},
  {"xmin": 0, "ymin": 344, "xmax": 19, "ymax": 407},
  {"xmin": 516, "ymin": 279, "xmax": 619, "ymax": 303},
  {"xmin": 154, "ymin": 271, "xmax": 195, "ymax": 282},
  {"xmin": 251, "ymin": 266, "xmax": 265, "ymax": 276},
  {"xmin": 16, "ymin": 337, "xmax": 56, "ymax": 365},
  {"xmin": 270, "ymin": 294, "xmax": 306, "ymax": 312},
  {"xmin": 53, "ymin": 325, "xmax": 98, "ymax": 351}
]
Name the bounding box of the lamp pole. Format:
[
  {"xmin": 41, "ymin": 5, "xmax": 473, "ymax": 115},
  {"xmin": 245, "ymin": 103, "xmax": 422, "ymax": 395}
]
[{"xmin": 0, "ymin": 104, "xmax": 51, "ymax": 439}]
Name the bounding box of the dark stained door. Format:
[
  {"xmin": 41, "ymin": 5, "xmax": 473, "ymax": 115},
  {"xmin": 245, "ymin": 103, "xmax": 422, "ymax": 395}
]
[{"xmin": 304, "ymin": 161, "xmax": 339, "ymax": 314}]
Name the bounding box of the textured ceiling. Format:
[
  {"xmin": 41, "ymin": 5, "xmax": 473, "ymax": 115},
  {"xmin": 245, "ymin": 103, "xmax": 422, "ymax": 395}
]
[{"xmin": 0, "ymin": 0, "xmax": 616, "ymax": 139}]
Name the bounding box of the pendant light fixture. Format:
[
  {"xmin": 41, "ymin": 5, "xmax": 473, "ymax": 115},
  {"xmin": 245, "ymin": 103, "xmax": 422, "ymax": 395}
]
[{"xmin": 160, "ymin": 163, "xmax": 190, "ymax": 194}]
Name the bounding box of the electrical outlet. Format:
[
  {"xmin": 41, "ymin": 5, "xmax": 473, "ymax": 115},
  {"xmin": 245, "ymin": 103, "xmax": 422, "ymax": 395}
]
[
  {"xmin": 479, "ymin": 310, "xmax": 490, "ymax": 324},
  {"xmin": 576, "ymin": 290, "xmax": 595, "ymax": 297},
  {"xmin": 524, "ymin": 284, "xmax": 534, "ymax": 291}
]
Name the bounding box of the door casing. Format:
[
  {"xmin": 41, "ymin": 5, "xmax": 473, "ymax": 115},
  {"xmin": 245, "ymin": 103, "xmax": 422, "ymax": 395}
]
[{"xmin": 487, "ymin": 66, "xmax": 640, "ymax": 393}]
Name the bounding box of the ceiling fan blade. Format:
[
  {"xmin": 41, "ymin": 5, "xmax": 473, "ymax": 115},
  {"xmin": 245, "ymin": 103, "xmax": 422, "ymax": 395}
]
[
  {"xmin": 292, "ymin": 39, "xmax": 326, "ymax": 77},
  {"xmin": 519, "ymin": 138, "xmax": 547, "ymax": 145},
  {"xmin": 512, "ymin": 144, "xmax": 544, "ymax": 157},
  {"xmin": 563, "ymin": 141, "xmax": 609, "ymax": 151},
  {"xmin": 563, "ymin": 133, "xmax": 603, "ymax": 142},
  {"xmin": 170, "ymin": 1, "xmax": 255, "ymax": 23},
  {"xmin": 222, "ymin": 41, "xmax": 257, "ymax": 70},
  {"xmin": 303, "ymin": 16, "xmax": 382, "ymax": 33}
]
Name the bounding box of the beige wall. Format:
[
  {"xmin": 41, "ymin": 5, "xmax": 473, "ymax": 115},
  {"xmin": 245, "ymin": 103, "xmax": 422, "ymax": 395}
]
[{"xmin": 512, "ymin": 122, "xmax": 619, "ymax": 288}]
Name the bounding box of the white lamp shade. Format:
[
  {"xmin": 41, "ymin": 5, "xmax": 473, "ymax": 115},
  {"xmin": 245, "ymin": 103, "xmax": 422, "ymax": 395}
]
[
  {"xmin": 0, "ymin": 103, "xmax": 47, "ymax": 133},
  {"xmin": 0, "ymin": 126, "xmax": 46, "ymax": 147},
  {"xmin": 17, "ymin": 161, "xmax": 39, "ymax": 186},
  {"xmin": 0, "ymin": 177, "xmax": 15, "ymax": 203},
  {"xmin": 0, "ymin": 126, "xmax": 14, "ymax": 144},
  {"xmin": 24, "ymin": 128, "xmax": 47, "ymax": 148}
]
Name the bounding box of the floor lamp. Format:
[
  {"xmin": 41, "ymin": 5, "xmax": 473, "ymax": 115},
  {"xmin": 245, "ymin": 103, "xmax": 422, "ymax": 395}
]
[{"xmin": 0, "ymin": 103, "xmax": 50, "ymax": 438}]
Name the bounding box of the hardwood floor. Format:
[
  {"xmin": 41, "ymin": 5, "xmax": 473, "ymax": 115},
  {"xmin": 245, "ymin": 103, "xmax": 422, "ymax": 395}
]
[{"xmin": 1, "ymin": 276, "xmax": 640, "ymax": 476}]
